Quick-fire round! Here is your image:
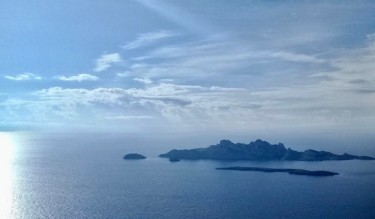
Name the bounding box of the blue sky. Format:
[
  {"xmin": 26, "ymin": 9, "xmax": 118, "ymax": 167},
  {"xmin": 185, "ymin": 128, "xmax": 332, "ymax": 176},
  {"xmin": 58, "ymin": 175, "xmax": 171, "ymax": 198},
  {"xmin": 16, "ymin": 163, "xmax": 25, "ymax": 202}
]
[{"xmin": 1, "ymin": 0, "xmax": 375, "ymax": 150}]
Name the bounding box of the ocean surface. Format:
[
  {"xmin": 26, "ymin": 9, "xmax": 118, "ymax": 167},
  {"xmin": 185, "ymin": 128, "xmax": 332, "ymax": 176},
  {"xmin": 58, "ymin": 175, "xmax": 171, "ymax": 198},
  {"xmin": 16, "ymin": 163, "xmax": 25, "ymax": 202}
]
[{"xmin": 1, "ymin": 132, "xmax": 375, "ymax": 219}]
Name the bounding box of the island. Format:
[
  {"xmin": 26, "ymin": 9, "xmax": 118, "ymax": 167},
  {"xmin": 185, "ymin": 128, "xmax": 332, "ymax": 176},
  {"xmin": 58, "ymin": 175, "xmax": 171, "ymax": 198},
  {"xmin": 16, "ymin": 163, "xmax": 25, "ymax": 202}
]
[
  {"xmin": 216, "ymin": 166, "xmax": 339, "ymax": 176},
  {"xmin": 159, "ymin": 139, "xmax": 375, "ymax": 161},
  {"xmin": 123, "ymin": 153, "xmax": 146, "ymax": 160}
]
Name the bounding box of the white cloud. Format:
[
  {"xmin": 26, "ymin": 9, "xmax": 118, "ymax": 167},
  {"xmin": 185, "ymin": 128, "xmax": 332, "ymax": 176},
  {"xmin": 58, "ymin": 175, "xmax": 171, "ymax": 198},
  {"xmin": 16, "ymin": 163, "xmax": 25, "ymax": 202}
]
[
  {"xmin": 34, "ymin": 87, "xmax": 129, "ymax": 106},
  {"xmin": 4, "ymin": 73, "xmax": 42, "ymax": 81},
  {"xmin": 122, "ymin": 30, "xmax": 177, "ymax": 50},
  {"xmin": 116, "ymin": 71, "xmax": 132, "ymax": 78},
  {"xmin": 26, "ymin": 83, "xmax": 252, "ymax": 128},
  {"xmin": 134, "ymin": 77, "xmax": 153, "ymax": 84},
  {"xmin": 105, "ymin": 115, "xmax": 153, "ymax": 120},
  {"xmin": 57, "ymin": 73, "xmax": 99, "ymax": 82},
  {"xmin": 94, "ymin": 53, "xmax": 122, "ymax": 72},
  {"xmin": 268, "ymin": 51, "xmax": 325, "ymax": 63}
]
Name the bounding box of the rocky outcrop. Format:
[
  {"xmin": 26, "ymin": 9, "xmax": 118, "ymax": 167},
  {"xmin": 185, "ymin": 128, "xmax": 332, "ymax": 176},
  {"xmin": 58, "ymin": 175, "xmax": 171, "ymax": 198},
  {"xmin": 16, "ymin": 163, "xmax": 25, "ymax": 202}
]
[{"xmin": 159, "ymin": 139, "xmax": 374, "ymax": 161}]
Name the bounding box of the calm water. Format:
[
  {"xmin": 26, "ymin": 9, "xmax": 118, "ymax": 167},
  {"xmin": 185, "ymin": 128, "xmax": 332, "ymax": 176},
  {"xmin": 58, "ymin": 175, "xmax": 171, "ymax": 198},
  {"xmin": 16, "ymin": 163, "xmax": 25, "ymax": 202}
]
[{"xmin": 2, "ymin": 132, "xmax": 375, "ymax": 219}]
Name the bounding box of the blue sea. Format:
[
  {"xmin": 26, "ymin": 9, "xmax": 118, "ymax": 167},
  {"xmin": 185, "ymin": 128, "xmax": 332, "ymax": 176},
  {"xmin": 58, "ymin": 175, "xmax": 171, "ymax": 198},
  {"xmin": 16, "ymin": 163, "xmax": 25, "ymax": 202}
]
[{"xmin": 2, "ymin": 132, "xmax": 375, "ymax": 219}]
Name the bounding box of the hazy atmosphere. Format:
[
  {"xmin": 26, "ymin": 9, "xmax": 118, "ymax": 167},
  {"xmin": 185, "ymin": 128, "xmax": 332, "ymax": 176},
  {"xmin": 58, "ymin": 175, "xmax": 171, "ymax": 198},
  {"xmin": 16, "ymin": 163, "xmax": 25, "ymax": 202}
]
[{"xmin": 1, "ymin": 0, "xmax": 375, "ymax": 153}]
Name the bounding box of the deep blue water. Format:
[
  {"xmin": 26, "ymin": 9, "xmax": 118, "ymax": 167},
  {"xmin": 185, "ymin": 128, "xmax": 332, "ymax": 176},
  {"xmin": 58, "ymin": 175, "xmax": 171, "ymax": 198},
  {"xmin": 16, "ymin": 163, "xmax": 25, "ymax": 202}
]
[{"xmin": 3, "ymin": 132, "xmax": 375, "ymax": 218}]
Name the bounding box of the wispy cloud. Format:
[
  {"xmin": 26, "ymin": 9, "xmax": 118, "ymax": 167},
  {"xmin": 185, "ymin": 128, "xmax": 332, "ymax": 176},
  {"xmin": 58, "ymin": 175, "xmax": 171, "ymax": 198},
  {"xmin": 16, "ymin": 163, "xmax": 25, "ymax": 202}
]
[
  {"xmin": 4, "ymin": 73, "xmax": 42, "ymax": 81},
  {"xmin": 57, "ymin": 73, "xmax": 99, "ymax": 82},
  {"xmin": 94, "ymin": 53, "xmax": 122, "ymax": 72},
  {"xmin": 310, "ymin": 36, "xmax": 375, "ymax": 93},
  {"xmin": 134, "ymin": 77, "xmax": 153, "ymax": 84},
  {"xmin": 268, "ymin": 51, "xmax": 325, "ymax": 63},
  {"xmin": 122, "ymin": 30, "xmax": 177, "ymax": 50},
  {"xmin": 124, "ymin": 38, "xmax": 326, "ymax": 84},
  {"xmin": 105, "ymin": 115, "xmax": 153, "ymax": 120},
  {"xmin": 246, "ymin": 38, "xmax": 375, "ymax": 129}
]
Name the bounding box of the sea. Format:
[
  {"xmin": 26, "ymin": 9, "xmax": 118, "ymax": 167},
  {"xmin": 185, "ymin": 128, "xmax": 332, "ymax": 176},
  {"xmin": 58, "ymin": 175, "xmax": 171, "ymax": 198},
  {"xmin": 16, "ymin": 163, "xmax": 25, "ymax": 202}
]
[{"xmin": 1, "ymin": 132, "xmax": 375, "ymax": 219}]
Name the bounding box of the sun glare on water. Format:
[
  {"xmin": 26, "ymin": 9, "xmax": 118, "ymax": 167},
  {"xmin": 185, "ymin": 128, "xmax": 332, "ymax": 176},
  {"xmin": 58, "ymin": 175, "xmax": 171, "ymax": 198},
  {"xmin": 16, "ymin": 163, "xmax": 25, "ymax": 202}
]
[{"xmin": 0, "ymin": 133, "xmax": 17, "ymax": 218}]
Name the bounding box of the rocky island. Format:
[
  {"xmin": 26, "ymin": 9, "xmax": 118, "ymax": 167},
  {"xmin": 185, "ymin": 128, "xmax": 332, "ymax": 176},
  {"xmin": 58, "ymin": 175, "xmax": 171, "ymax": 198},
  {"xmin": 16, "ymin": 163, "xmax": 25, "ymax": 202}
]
[
  {"xmin": 216, "ymin": 166, "xmax": 339, "ymax": 176},
  {"xmin": 159, "ymin": 139, "xmax": 375, "ymax": 161},
  {"xmin": 123, "ymin": 153, "xmax": 146, "ymax": 160}
]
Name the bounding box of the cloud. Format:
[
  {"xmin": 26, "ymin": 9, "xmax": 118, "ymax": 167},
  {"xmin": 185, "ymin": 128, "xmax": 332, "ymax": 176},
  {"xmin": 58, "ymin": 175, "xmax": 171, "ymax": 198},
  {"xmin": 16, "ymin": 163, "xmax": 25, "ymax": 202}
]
[
  {"xmin": 105, "ymin": 115, "xmax": 153, "ymax": 120},
  {"xmin": 134, "ymin": 77, "xmax": 153, "ymax": 84},
  {"xmin": 22, "ymin": 83, "xmax": 253, "ymax": 129},
  {"xmin": 94, "ymin": 53, "xmax": 122, "ymax": 72},
  {"xmin": 116, "ymin": 71, "xmax": 132, "ymax": 78},
  {"xmin": 245, "ymin": 38, "xmax": 375, "ymax": 130},
  {"xmin": 4, "ymin": 35, "xmax": 369, "ymax": 132},
  {"xmin": 124, "ymin": 38, "xmax": 326, "ymax": 84},
  {"xmin": 33, "ymin": 87, "xmax": 129, "ymax": 106},
  {"xmin": 4, "ymin": 73, "xmax": 42, "ymax": 81},
  {"xmin": 309, "ymin": 36, "xmax": 375, "ymax": 94},
  {"xmin": 268, "ymin": 51, "xmax": 325, "ymax": 63},
  {"xmin": 57, "ymin": 73, "xmax": 99, "ymax": 82},
  {"xmin": 122, "ymin": 30, "xmax": 177, "ymax": 50},
  {"xmin": 3, "ymin": 52, "xmax": 375, "ymax": 133}
]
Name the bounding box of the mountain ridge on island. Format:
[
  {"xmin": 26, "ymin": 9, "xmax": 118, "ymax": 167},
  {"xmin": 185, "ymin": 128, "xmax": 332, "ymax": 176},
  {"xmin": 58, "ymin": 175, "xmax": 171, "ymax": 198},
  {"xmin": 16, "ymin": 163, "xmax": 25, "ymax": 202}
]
[{"xmin": 159, "ymin": 139, "xmax": 374, "ymax": 161}]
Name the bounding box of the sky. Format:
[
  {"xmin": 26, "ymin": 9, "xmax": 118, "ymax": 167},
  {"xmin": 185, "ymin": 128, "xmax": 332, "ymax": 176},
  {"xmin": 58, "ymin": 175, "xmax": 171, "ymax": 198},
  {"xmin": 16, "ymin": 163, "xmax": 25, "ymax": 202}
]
[{"xmin": 0, "ymin": 0, "xmax": 375, "ymax": 151}]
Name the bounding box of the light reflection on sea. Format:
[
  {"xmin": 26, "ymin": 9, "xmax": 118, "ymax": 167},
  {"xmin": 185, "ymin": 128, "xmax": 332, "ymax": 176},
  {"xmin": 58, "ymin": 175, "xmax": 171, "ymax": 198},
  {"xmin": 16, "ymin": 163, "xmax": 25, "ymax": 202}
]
[{"xmin": 0, "ymin": 132, "xmax": 17, "ymax": 218}]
